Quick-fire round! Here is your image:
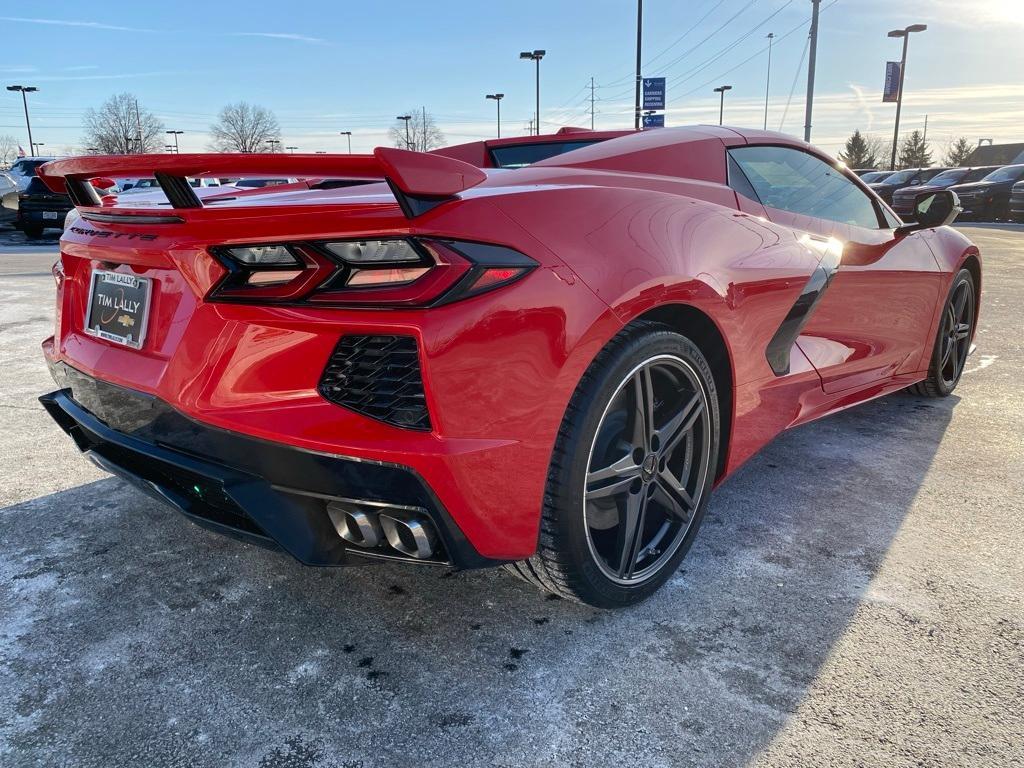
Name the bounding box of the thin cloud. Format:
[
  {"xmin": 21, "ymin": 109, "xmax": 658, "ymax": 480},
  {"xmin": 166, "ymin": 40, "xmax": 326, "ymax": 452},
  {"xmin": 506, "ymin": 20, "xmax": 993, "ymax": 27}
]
[
  {"xmin": 32, "ymin": 70, "xmax": 185, "ymax": 82},
  {"xmin": 231, "ymin": 32, "xmax": 327, "ymax": 44},
  {"xmin": 0, "ymin": 16, "xmax": 156, "ymax": 32},
  {"xmin": 63, "ymin": 65, "xmax": 99, "ymax": 72}
]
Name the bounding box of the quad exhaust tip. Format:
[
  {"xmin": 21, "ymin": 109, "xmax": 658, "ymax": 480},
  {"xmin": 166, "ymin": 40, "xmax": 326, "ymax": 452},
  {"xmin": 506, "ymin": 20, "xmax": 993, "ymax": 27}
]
[{"xmin": 327, "ymin": 501, "xmax": 438, "ymax": 560}]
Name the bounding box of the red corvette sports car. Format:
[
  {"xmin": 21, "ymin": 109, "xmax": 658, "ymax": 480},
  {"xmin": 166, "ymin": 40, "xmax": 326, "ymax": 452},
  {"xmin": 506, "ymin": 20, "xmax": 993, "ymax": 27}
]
[{"xmin": 38, "ymin": 127, "xmax": 979, "ymax": 607}]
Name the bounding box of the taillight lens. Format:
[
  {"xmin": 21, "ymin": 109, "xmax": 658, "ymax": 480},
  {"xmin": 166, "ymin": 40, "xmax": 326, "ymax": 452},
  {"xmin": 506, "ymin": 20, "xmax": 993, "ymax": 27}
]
[{"xmin": 207, "ymin": 237, "xmax": 536, "ymax": 307}]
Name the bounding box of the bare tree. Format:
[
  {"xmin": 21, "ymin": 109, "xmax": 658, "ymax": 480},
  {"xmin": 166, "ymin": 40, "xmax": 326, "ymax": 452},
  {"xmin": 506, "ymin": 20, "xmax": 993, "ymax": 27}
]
[
  {"xmin": 209, "ymin": 102, "xmax": 281, "ymax": 153},
  {"xmin": 388, "ymin": 109, "xmax": 445, "ymax": 152},
  {"xmin": 864, "ymin": 134, "xmax": 889, "ymax": 168},
  {"xmin": 0, "ymin": 134, "xmax": 18, "ymax": 168},
  {"xmin": 82, "ymin": 93, "xmax": 165, "ymax": 154}
]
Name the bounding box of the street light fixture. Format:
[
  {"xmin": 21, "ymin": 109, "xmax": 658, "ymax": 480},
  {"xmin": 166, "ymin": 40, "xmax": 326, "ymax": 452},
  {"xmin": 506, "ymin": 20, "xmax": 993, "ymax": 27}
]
[
  {"xmin": 339, "ymin": 131, "xmax": 352, "ymax": 153},
  {"xmin": 519, "ymin": 50, "xmax": 545, "ymax": 136},
  {"xmin": 887, "ymin": 23, "xmax": 927, "ymax": 171},
  {"xmin": 396, "ymin": 115, "xmax": 413, "ymax": 150},
  {"xmin": 32, "ymin": 142, "xmax": 44, "ymax": 155},
  {"xmin": 485, "ymin": 93, "xmax": 504, "ymax": 138},
  {"xmin": 713, "ymin": 85, "xmax": 732, "ymax": 126},
  {"xmin": 165, "ymin": 129, "xmax": 183, "ymax": 154},
  {"xmin": 6, "ymin": 85, "xmax": 38, "ymax": 156},
  {"xmin": 285, "ymin": 145, "xmax": 298, "ymax": 153},
  {"xmin": 266, "ymin": 139, "xmax": 281, "ymax": 153}
]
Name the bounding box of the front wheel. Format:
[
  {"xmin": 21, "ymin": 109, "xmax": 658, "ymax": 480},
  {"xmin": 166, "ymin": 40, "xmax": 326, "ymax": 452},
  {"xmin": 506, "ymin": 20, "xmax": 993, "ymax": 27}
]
[
  {"xmin": 506, "ymin": 323, "xmax": 720, "ymax": 608},
  {"xmin": 909, "ymin": 268, "xmax": 975, "ymax": 398}
]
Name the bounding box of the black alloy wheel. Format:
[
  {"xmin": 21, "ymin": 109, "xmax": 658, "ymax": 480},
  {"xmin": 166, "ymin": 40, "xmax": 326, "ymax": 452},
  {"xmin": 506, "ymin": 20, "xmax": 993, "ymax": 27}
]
[
  {"xmin": 910, "ymin": 268, "xmax": 976, "ymax": 398},
  {"xmin": 583, "ymin": 355, "xmax": 712, "ymax": 585}
]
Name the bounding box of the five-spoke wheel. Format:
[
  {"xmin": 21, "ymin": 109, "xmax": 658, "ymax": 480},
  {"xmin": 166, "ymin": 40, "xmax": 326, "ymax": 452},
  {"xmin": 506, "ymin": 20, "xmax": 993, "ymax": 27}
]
[{"xmin": 584, "ymin": 356, "xmax": 711, "ymax": 585}]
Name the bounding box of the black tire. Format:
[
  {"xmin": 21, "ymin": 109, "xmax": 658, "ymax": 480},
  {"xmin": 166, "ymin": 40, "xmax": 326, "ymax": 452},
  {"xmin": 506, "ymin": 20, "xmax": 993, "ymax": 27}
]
[
  {"xmin": 506, "ymin": 322, "xmax": 720, "ymax": 608},
  {"xmin": 909, "ymin": 268, "xmax": 975, "ymax": 398},
  {"xmin": 22, "ymin": 223, "xmax": 45, "ymax": 239}
]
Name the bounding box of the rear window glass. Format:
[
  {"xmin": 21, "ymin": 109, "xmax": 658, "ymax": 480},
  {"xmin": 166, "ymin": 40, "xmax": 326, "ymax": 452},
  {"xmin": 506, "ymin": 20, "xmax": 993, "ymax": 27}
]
[{"xmin": 490, "ymin": 140, "xmax": 601, "ymax": 168}]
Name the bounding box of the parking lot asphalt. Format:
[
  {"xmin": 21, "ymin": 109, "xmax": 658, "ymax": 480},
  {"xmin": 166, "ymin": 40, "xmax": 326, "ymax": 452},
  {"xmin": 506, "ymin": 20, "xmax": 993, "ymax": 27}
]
[{"xmin": 1, "ymin": 226, "xmax": 1022, "ymax": 768}]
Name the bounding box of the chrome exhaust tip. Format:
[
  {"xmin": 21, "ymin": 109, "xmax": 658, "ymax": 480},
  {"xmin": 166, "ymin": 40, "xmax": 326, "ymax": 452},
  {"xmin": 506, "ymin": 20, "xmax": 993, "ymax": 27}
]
[
  {"xmin": 327, "ymin": 502, "xmax": 381, "ymax": 548},
  {"xmin": 378, "ymin": 514, "xmax": 437, "ymax": 559}
]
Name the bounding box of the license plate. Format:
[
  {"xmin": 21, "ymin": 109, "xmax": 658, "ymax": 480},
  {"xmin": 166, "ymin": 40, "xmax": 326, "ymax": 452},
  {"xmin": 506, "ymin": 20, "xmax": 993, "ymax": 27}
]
[
  {"xmin": 85, "ymin": 270, "xmax": 152, "ymax": 349},
  {"xmin": 43, "ymin": 211, "xmax": 60, "ymax": 220}
]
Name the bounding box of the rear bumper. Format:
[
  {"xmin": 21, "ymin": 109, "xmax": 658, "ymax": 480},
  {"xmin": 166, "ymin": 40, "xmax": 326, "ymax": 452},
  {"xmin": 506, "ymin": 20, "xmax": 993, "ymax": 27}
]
[
  {"xmin": 41, "ymin": 363, "xmax": 502, "ymax": 569},
  {"xmin": 18, "ymin": 202, "xmax": 72, "ymax": 229}
]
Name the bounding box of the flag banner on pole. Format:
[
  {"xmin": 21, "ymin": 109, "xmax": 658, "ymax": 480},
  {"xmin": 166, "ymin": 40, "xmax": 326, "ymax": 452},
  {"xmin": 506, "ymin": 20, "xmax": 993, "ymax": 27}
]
[{"xmin": 883, "ymin": 61, "xmax": 901, "ymax": 103}]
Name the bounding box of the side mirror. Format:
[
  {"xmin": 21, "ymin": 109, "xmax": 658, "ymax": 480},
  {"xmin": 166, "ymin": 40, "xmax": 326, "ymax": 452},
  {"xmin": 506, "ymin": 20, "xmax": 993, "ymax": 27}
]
[{"xmin": 897, "ymin": 190, "xmax": 961, "ymax": 235}]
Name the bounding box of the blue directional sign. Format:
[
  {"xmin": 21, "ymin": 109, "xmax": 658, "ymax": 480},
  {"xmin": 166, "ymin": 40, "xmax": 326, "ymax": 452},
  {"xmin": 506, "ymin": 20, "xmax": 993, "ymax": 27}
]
[
  {"xmin": 642, "ymin": 113, "xmax": 665, "ymax": 129},
  {"xmin": 642, "ymin": 77, "xmax": 666, "ymax": 111}
]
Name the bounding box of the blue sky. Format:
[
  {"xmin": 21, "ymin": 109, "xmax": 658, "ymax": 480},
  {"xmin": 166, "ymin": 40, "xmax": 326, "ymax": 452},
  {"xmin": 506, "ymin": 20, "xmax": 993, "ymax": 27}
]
[{"xmin": 2, "ymin": 0, "xmax": 1021, "ymax": 157}]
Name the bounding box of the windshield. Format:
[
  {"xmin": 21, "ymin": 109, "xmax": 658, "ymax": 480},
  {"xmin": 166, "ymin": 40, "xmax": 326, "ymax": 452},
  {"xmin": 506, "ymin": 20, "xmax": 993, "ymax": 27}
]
[
  {"xmin": 979, "ymin": 165, "xmax": 1024, "ymax": 183},
  {"xmin": 490, "ymin": 140, "xmax": 602, "ymax": 169},
  {"xmin": 882, "ymin": 169, "xmax": 918, "ymax": 184},
  {"xmin": 964, "ymin": 167, "xmax": 998, "ymax": 183},
  {"xmin": 10, "ymin": 159, "xmax": 48, "ymax": 177},
  {"xmin": 860, "ymin": 171, "xmax": 892, "ymax": 183},
  {"xmin": 927, "ymin": 169, "xmax": 968, "ymax": 186}
]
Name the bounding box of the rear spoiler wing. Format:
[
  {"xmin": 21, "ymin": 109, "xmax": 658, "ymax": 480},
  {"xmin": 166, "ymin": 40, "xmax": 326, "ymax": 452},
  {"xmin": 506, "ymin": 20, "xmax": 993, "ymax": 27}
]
[{"xmin": 36, "ymin": 147, "xmax": 488, "ymax": 219}]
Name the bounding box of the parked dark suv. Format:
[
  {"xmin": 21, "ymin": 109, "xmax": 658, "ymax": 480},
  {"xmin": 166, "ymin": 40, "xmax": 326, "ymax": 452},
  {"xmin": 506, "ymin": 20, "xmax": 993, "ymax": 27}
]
[
  {"xmin": 11, "ymin": 157, "xmax": 72, "ymax": 239},
  {"xmin": 949, "ymin": 164, "xmax": 1024, "ymax": 221},
  {"xmin": 892, "ymin": 166, "xmax": 1000, "ymax": 220},
  {"xmin": 1009, "ymin": 180, "xmax": 1024, "ymax": 222},
  {"xmin": 868, "ymin": 166, "xmax": 949, "ymax": 206}
]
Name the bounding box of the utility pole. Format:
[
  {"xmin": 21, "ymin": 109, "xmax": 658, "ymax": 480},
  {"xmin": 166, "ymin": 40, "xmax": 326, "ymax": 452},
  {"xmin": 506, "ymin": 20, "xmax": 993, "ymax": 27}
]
[
  {"xmin": 803, "ymin": 0, "xmax": 820, "ymax": 142},
  {"xmin": 134, "ymin": 98, "xmax": 143, "ymax": 153},
  {"xmin": 422, "ymin": 106, "xmax": 427, "ymax": 151},
  {"xmin": 6, "ymin": 85, "xmax": 37, "ymax": 155},
  {"xmin": 590, "ymin": 77, "xmax": 596, "ymax": 130},
  {"xmin": 634, "ymin": 0, "xmax": 643, "ymax": 130},
  {"xmin": 922, "ymin": 114, "xmax": 928, "ymax": 146},
  {"xmin": 887, "ymin": 23, "xmax": 927, "ymax": 171},
  {"xmin": 764, "ymin": 33, "xmax": 774, "ymax": 131}
]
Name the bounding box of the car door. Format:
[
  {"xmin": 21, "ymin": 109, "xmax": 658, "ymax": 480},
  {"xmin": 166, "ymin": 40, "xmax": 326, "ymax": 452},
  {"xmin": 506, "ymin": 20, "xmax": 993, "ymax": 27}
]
[{"xmin": 728, "ymin": 144, "xmax": 942, "ymax": 393}]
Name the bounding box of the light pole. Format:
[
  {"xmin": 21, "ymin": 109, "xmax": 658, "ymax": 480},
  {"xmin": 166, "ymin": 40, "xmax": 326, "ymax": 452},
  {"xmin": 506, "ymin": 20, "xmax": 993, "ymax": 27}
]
[
  {"xmin": 339, "ymin": 131, "xmax": 352, "ymax": 153},
  {"xmin": 486, "ymin": 93, "xmax": 504, "ymax": 138},
  {"xmin": 165, "ymin": 144, "xmax": 175, "ymax": 153},
  {"xmin": 634, "ymin": 0, "xmax": 643, "ymax": 130},
  {"xmin": 764, "ymin": 33, "xmax": 774, "ymax": 130},
  {"xmin": 32, "ymin": 142, "xmax": 44, "ymax": 155},
  {"xmin": 396, "ymin": 115, "xmax": 412, "ymax": 150},
  {"xmin": 519, "ymin": 50, "xmax": 545, "ymax": 136},
  {"xmin": 714, "ymin": 85, "xmax": 732, "ymax": 126},
  {"xmin": 286, "ymin": 145, "xmax": 298, "ymax": 153},
  {"xmin": 887, "ymin": 23, "xmax": 927, "ymax": 171},
  {"xmin": 266, "ymin": 139, "xmax": 281, "ymax": 153},
  {"xmin": 166, "ymin": 129, "xmax": 183, "ymax": 153},
  {"xmin": 804, "ymin": 0, "xmax": 821, "ymax": 142},
  {"xmin": 6, "ymin": 85, "xmax": 37, "ymax": 155}
]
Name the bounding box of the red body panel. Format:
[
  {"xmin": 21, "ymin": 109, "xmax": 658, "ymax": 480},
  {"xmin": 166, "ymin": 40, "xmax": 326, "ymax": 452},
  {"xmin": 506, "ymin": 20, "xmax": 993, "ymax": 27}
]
[{"xmin": 41, "ymin": 127, "xmax": 981, "ymax": 561}]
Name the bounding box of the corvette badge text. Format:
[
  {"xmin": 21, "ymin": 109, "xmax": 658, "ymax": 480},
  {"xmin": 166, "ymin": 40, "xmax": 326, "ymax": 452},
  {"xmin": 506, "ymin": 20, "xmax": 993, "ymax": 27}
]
[{"xmin": 70, "ymin": 226, "xmax": 158, "ymax": 241}]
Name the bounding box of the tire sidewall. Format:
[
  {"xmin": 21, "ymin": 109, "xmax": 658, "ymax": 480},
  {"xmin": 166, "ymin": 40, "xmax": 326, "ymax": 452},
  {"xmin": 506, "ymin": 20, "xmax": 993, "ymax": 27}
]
[{"xmin": 929, "ymin": 268, "xmax": 974, "ymax": 396}]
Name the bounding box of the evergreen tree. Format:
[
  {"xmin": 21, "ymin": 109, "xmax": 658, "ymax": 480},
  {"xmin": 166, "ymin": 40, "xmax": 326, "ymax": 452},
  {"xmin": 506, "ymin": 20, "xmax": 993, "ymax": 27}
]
[
  {"xmin": 943, "ymin": 136, "xmax": 974, "ymax": 167},
  {"xmin": 898, "ymin": 130, "xmax": 933, "ymax": 169},
  {"xmin": 837, "ymin": 129, "xmax": 879, "ymax": 169}
]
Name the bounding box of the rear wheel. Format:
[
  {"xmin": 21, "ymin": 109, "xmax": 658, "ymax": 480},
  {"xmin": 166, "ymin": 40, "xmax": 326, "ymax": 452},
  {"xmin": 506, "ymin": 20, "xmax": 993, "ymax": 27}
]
[
  {"xmin": 506, "ymin": 323, "xmax": 720, "ymax": 608},
  {"xmin": 910, "ymin": 268, "xmax": 975, "ymax": 398}
]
